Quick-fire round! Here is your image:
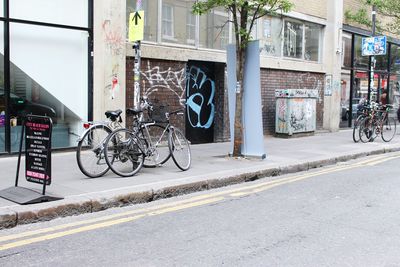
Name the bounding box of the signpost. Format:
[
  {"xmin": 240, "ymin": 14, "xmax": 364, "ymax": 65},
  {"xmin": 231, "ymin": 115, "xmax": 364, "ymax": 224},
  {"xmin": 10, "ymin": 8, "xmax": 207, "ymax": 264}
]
[
  {"xmin": 129, "ymin": 9, "xmax": 144, "ymax": 108},
  {"xmin": 0, "ymin": 113, "xmax": 62, "ymax": 205}
]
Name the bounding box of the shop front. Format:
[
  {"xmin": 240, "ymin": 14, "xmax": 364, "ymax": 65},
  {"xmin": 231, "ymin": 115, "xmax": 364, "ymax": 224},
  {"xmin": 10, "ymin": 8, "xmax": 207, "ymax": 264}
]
[
  {"xmin": 0, "ymin": 0, "xmax": 93, "ymax": 153},
  {"xmin": 340, "ymin": 29, "xmax": 400, "ymax": 128}
]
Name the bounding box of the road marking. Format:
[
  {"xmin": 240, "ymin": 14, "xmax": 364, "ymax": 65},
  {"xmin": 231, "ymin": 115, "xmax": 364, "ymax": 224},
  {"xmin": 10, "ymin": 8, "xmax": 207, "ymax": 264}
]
[
  {"xmin": 0, "ymin": 153, "xmax": 398, "ymax": 250},
  {"xmin": 0, "ymin": 197, "xmax": 223, "ymax": 251},
  {"xmin": 0, "ymin": 193, "xmax": 220, "ymax": 243}
]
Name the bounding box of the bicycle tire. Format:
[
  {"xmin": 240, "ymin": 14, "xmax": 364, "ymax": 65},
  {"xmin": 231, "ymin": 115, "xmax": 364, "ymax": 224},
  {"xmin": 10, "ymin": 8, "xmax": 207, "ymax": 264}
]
[
  {"xmin": 76, "ymin": 124, "xmax": 112, "ymax": 178},
  {"xmin": 359, "ymin": 117, "xmax": 374, "ymax": 143},
  {"xmin": 168, "ymin": 127, "xmax": 191, "ymax": 171},
  {"xmin": 352, "ymin": 114, "xmax": 365, "ymax": 143},
  {"xmin": 104, "ymin": 128, "xmax": 144, "ymax": 177},
  {"xmin": 142, "ymin": 124, "xmax": 171, "ymax": 168},
  {"xmin": 381, "ymin": 117, "xmax": 396, "ymax": 142}
]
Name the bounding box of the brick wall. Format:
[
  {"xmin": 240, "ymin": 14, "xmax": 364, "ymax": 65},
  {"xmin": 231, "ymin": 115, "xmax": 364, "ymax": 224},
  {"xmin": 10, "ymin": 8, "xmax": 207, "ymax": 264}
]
[
  {"xmin": 126, "ymin": 57, "xmax": 229, "ymax": 142},
  {"xmin": 261, "ymin": 69, "xmax": 325, "ymax": 135},
  {"xmin": 127, "ymin": 58, "xmax": 325, "ymax": 141}
]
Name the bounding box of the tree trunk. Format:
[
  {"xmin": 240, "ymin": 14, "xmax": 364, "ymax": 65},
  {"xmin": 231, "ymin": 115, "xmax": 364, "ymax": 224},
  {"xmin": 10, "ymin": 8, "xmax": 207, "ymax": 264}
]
[{"xmin": 232, "ymin": 46, "xmax": 246, "ymax": 157}]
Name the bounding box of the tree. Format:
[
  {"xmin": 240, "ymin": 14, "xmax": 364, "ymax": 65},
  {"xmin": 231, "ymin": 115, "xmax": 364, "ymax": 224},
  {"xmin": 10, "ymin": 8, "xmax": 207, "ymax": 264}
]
[
  {"xmin": 192, "ymin": 0, "xmax": 293, "ymax": 157},
  {"xmin": 345, "ymin": 0, "xmax": 400, "ymax": 35}
]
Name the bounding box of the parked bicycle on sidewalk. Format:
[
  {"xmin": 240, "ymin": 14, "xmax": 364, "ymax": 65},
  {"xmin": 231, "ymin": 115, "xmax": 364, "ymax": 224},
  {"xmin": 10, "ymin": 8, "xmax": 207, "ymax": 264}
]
[
  {"xmin": 76, "ymin": 109, "xmax": 123, "ymax": 178},
  {"xmin": 358, "ymin": 103, "xmax": 396, "ymax": 143},
  {"xmin": 103, "ymin": 97, "xmax": 191, "ymax": 177}
]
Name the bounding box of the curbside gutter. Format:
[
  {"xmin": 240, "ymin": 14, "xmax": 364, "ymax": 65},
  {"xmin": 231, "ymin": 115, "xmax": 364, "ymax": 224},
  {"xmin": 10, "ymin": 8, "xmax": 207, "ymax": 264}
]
[{"xmin": 0, "ymin": 147, "xmax": 399, "ymax": 229}]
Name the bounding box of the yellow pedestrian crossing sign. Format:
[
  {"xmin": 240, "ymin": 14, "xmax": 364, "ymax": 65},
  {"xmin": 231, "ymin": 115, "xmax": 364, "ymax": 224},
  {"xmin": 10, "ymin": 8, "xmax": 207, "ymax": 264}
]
[{"xmin": 129, "ymin": 11, "xmax": 144, "ymax": 42}]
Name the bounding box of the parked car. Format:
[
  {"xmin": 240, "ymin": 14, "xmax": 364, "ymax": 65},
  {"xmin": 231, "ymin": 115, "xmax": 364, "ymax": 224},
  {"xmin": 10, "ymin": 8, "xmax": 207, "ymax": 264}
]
[{"xmin": 0, "ymin": 89, "xmax": 56, "ymax": 124}]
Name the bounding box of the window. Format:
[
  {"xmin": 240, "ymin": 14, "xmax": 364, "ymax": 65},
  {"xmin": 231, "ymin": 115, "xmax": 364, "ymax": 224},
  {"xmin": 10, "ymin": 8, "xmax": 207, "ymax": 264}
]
[
  {"xmin": 199, "ymin": 8, "xmax": 230, "ymax": 50},
  {"xmin": 342, "ymin": 33, "xmax": 352, "ymax": 68},
  {"xmin": 259, "ymin": 16, "xmax": 283, "ymax": 57},
  {"xmin": 283, "ymin": 20, "xmax": 303, "ymax": 59},
  {"xmin": 354, "ymin": 35, "xmax": 369, "ymax": 70},
  {"xmin": 162, "ymin": 4, "xmax": 174, "ymax": 40},
  {"xmin": 304, "ymin": 22, "xmax": 321, "ymax": 61},
  {"xmin": 186, "ymin": 12, "xmax": 196, "ymax": 45}
]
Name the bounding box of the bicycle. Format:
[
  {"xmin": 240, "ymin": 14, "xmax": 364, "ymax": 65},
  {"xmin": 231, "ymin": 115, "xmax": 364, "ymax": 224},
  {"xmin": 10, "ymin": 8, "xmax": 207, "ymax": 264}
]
[
  {"xmin": 352, "ymin": 103, "xmax": 371, "ymax": 143},
  {"xmin": 76, "ymin": 109, "xmax": 123, "ymax": 178},
  {"xmin": 103, "ymin": 99, "xmax": 191, "ymax": 177},
  {"xmin": 359, "ymin": 103, "xmax": 397, "ymax": 143}
]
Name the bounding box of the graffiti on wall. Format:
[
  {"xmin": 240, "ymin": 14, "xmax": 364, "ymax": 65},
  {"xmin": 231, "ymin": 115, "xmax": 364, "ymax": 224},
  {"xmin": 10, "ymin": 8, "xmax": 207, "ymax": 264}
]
[
  {"xmin": 102, "ymin": 18, "xmax": 124, "ymax": 57},
  {"xmin": 140, "ymin": 60, "xmax": 186, "ymax": 104},
  {"xmin": 185, "ymin": 66, "xmax": 215, "ymax": 129},
  {"xmin": 297, "ymin": 73, "xmax": 323, "ymax": 102}
]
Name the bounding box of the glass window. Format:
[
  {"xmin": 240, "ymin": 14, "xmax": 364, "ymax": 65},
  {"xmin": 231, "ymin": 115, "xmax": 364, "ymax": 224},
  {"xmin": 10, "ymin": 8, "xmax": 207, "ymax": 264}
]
[
  {"xmin": 354, "ymin": 35, "xmax": 369, "ymax": 70},
  {"xmin": 162, "ymin": 4, "xmax": 174, "ymax": 40},
  {"xmin": 342, "ymin": 33, "xmax": 352, "ymax": 68},
  {"xmin": 161, "ymin": 1, "xmax": 196, "ymax": 45},
  {"xmin": 186, "ymin": 12, "xmax": 196, "ymax": 45},
  {"xmin": 283, "ymin": 20, "xmax": 303, "ymax": 59},
  {"xmin": 390, "ymin": 44, "xmax": 400, "ymax": 73},
  {"xmin": 375, "ymin": 53, "xmax": 388, "ymax": 71},
  {"xmin": 199, "ymin": 8, "xmax": 230, "ymax": 50},
  {"xmin": 259, "ymin": 16, "xmax": 283, "ymax": 57},
  {"xmin": 10, "ymin": 0, "xmax": 88, "ymax": 28},
  {"xmin": 304, "ymin": 22, "xmax": 321, "ymax": 62},
  {"xmin": 127, "ymin": 0, "xmax": 157, "ymax": 42},
  {"xmin": 10, "ymin": 23, "xmax": 88, "ymax": 151}
]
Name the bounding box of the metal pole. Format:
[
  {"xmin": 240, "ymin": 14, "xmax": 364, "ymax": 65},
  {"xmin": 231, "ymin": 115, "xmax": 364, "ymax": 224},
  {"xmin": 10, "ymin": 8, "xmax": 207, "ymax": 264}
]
[
  {"xmin": 369, "ymin": 5, "xmax": 376, "ymax": 103},
  {"xmin": 133, "ymin": 0, "xmax": 142, "ymax": 109},
  {"xmin": 133, "ymin": 41, "xmax": 141, "ymax": 109}
]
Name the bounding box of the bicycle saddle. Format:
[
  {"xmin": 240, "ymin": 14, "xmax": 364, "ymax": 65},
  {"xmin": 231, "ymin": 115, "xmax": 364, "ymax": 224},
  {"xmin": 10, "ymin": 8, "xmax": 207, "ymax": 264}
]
[
  {"xmin": 105, "ymin": 109, "xmax": 122, "ymax": 121},
  {"xmin": 126, "ymin": 108, "xmax": 143, "ymax": 116}
]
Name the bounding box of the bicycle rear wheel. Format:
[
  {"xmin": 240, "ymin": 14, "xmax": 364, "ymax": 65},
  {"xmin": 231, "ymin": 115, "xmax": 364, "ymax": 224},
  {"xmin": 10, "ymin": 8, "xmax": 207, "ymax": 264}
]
[
  {"xmin": 359, "ymin": 117, "xmax": 374, "ymax": 143},
  {"xmin": 168, "ymin": 128, "xmax": 191, "ymax": 171},
  {"xmin": 142, "ymin": 124, "xmax": 171, "ymax": 168},
  {"xmin": 381, "ymin": 117, "xmax": 396, "ymax": 142},
  {"xmin": 104, "ymin": 128, "xmax": 144, "ymax": 177},
  {"xmin": 76, "ymin": 125, "xmax": 111, "ymax": 178}
]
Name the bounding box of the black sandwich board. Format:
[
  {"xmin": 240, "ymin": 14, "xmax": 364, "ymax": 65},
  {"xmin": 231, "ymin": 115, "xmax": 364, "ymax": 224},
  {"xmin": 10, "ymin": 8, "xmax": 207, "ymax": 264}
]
[{"xmin": 0, "ymin": 113, "xmax": 63, "ymax": 204}]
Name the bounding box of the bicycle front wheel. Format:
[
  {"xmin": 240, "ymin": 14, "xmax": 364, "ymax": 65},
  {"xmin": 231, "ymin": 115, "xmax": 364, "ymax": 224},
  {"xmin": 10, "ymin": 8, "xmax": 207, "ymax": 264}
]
[
  {"xmin": 359, "ymin": 117, "xmax": 374, "ymax": 143},
  {"xmin": 142, "ymin": 124, "xmax": 171, "ymax": 168},
  {"xmin": 104, "ymin": 128, "xmax": 144, "ymax": 177},
  {"xmin": 381, "ymin": 117, "xmax": 396, "ymax": 142},
  {"xmin": 76, "ymin": 125, "xmax": 111, "ymax": 178},
  {"xmin": 352, "ymin": 114, "xmax": 364, "ymax": 143},
  {"xmin": 168, "ymin": 128, "xmax": 191, "ymax": 171}
]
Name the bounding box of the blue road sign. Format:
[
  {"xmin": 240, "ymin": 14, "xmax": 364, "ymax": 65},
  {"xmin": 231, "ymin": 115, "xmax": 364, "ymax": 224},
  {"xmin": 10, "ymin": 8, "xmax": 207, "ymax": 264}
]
[{"xmin": 362, "ymin": 36, "xmax": 387, "ymax": 56}]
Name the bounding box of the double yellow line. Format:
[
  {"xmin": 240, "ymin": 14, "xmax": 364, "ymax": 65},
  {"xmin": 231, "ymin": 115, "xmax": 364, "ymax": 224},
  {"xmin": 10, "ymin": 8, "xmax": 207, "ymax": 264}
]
[{"xmin": 0, "ymin": 153, "xmax": 399, "ymax": 251}]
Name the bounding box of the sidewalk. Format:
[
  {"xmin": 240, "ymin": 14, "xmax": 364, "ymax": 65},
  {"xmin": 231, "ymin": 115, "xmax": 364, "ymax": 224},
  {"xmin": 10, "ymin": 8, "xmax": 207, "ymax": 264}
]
[{"xmin": 0, "ymin": 129, "xmax": 399, "ymax": 229}]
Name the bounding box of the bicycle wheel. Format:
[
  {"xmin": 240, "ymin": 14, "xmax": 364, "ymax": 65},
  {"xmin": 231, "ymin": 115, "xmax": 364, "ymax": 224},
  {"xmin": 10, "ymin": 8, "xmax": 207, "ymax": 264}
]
[
  {"xmin": 359, "ymin": 117, "xmax": 374, "ymax": 143},
  {"xmin": 381, "ymin": 117, "xmax": 396, "ymax": 142},
  {"xmin": 104, "ymin": 128, "xmax": 144, "ymax": 177},
  {"xmin": 168, "ymin": 127, "xmax": 191, "ymax": 171},
  {"xmin": 76, "ymin": 125, "xmax": 111, "ymax": 178},
  {"xmin": 142, "ymin": 124, "xmax": 171, "ymax": 168},
  {"xmin": 352, "ymin": 114, "xmax": 364, "ymax": 143}
]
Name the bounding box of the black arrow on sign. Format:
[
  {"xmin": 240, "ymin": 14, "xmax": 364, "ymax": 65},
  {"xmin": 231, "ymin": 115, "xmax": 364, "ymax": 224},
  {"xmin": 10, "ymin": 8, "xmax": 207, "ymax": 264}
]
[{"xmin": 132, "ymin": 11, "xmax": 141, "ymax": 25}]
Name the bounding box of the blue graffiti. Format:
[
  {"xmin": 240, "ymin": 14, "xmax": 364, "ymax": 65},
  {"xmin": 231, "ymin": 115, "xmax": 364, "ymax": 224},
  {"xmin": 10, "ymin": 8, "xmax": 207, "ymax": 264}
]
[{"xmin": 186, "ymin": 66, "xmax": 215, "ymax": 129}]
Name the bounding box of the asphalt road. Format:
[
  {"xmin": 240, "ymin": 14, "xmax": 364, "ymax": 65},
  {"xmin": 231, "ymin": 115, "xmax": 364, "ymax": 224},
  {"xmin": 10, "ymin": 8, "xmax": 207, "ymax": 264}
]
[{"xmin": 1, "ymin": 152, "xmax": 400, "ymax": 266}]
